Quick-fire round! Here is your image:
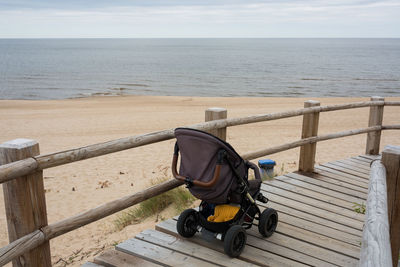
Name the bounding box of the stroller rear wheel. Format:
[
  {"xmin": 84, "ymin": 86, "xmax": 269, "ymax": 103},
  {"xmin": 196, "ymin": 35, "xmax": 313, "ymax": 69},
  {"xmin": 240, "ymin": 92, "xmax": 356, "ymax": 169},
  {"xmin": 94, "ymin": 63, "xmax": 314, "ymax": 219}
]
[
  {"xmin": 258, "ymin": 208, "xmax": 278, "ymax": 237},
  {"xmin": 224, "ymin": 225, "xmax": 247, "ymax": 257},
  {"xmin": 177, "ymin": 209, "xmax": 198, "ymax": 238}
]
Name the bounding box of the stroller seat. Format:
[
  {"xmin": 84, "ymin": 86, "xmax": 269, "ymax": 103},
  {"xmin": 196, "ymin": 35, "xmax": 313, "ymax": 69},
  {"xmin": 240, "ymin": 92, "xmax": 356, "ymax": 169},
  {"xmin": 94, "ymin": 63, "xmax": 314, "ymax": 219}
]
[{"xmin": 172, "ymin": 128, "xmax": 278, "ymax": 257}]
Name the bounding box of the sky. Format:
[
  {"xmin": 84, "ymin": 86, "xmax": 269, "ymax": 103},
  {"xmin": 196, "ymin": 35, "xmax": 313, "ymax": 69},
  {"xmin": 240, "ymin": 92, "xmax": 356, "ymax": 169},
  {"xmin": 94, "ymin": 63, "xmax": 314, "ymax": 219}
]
[{"xmin": 0, "ymin": 0, "xmax": 399, "ymax": 38}]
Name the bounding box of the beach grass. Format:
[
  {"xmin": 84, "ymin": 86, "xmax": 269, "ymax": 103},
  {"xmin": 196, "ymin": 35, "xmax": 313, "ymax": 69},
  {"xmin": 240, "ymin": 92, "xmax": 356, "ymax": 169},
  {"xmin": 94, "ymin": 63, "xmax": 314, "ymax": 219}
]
[{"xmin": 113, "ymin": 178, "xmax": 196, "ymax": 231}]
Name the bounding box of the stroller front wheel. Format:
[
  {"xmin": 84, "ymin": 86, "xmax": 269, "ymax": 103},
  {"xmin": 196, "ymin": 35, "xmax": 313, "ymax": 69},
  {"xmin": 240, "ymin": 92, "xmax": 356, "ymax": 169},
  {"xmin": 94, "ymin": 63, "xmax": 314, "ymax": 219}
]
[
  {"xmin": 258, "ymin": 208, "xmax": 278, "ymax": 237},
  {"xmin": 224, "ymin": 225, "xmax": 247, "ymax": 257},
  {"xmin": 177, "ymin": 209, "xmax": 198, "ymax": 238}
]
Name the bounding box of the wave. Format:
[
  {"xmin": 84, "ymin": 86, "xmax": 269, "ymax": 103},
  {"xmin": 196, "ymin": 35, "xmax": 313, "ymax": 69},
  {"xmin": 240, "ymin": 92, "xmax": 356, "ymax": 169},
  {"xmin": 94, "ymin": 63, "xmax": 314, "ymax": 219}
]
[{"xmin": 117, "ymin": 83, "xmax": 150, "ymax": 87}]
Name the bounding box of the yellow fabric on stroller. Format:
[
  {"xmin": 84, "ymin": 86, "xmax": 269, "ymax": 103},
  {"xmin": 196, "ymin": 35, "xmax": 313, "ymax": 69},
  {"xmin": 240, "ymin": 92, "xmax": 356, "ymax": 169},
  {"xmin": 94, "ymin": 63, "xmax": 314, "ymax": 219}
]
[{"xmin": 207, "ymin": 205, "xmax": 240, "ymax": 222}]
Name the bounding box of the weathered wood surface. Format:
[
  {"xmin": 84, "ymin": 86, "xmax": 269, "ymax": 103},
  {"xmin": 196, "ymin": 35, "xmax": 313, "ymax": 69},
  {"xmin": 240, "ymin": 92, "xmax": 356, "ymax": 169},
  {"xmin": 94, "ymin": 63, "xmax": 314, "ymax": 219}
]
[
  {"xmin": 205, "ymin": 107, "xmax": 227, "ymax": 140},
  {"xmin": 241, "ymin": 125, "xmax": 381, "ymax": 160},
  {"xmin": 360, "ymin": 160, "xmax": 392, "ymax": 267},
  {"xmin": 384, "ymin": 101, "xmax": 400, "ymax": 106},
  {"xmin": 383, "ymin": 124, "xmax": 400, "ymax": 130},
  {"xmin": 299, "ymin": 100, "xmax": 320, "ymax": 172},
  {"xmin": 94, "ymin": 156, "xmax": 375, "ymax": 266},
  {"xmin": 81, "ymin": 262, "xmax": 104, "ymax": 267},
  {"xmin": 0, "ymin": 230, "xmax": 45, "ymax": 267},
  {"xmin": 1, "ymin": 100, "xmax": 395, "ymax": 185},
  {"xmin": 94, "ymin": 249, "xmax": 161, "ymax": 267},
  {"xmin": 382, "ymin": 146, "xmax": 400, "ymax": 266},
  {"xmin": 366, "ymin": 96, "xmax": 385, "ymax": 155},
  {"xmin": 0, "ymin": 139, "xmax": 51, "ymax": 267}
]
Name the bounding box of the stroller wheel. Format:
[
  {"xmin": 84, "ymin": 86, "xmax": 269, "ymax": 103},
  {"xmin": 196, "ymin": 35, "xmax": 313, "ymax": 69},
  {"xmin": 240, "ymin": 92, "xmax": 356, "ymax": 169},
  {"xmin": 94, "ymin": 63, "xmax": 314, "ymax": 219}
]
[
  {"xmin": 177, "ymin": 209, "xmax": 198, "ymax": 238},
  {"xmin": 224, "ymin": 225, "xmax": 247, "ymax": 257},
  {"xmin": 258, "ymin": 208, "xmax": 278, "ymax": 237}
]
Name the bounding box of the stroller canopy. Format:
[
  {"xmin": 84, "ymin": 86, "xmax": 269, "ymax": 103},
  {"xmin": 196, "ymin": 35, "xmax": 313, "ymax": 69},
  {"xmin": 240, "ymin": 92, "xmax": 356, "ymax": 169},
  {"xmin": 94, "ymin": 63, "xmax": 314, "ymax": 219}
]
[{"xmin": 175, "ymin": 128, "xmax": 247, "ymax": 204}]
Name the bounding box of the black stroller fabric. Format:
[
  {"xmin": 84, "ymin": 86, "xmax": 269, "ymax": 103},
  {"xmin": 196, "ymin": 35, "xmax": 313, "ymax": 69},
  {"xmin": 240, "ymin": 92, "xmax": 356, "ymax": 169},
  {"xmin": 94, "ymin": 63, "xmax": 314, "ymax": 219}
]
[{"xmin": 175, "ymin": 128, "xmax": 261, "ymax": 204}]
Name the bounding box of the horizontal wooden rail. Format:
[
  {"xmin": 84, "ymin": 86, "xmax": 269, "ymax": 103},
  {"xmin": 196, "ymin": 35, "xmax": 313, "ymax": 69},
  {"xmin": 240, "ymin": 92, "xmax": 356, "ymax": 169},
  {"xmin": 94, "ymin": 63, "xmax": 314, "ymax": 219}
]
[
  {"xmin": 383, "ymin": 125, "xmax": 400, "ymax": 130},
  {"xmin": 0, "ymin": 230, "xmax": 45, "ymax": 267},
  {"xmin": 0, "ymin": 179, "xmax": 183, "ymax": 266},
  {"xmin": 1, "ymin": 100, "xmax": 398, "ymax": 185},
  {"xmin": 360, "ymin": 160, "xmax": 392, "ymax": 266},
  {"xmin": 384, "ymin": 101, "xmax": 400, "ymax": 106},
  {"xmin": 242, "ymin": 125, "xmax": 382, "ymax": 159}
]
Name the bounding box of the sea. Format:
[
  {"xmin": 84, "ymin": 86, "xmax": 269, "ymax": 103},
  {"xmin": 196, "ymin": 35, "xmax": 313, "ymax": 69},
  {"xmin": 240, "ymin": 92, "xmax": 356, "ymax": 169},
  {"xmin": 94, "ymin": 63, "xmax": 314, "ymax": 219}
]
[{"xmin": 0, "ymin": 38, "xmax": 399, "ymax": 100}]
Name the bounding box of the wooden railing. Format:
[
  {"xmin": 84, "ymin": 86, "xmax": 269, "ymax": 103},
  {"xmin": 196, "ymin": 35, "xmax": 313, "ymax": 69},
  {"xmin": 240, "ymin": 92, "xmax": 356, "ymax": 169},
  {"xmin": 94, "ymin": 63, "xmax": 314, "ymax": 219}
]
[
  {"xmin": 360, "ymin": 145, "xmax": 400, "ymax": 267},
  {"xmin": 0, "ymin": 97, "xmax": 399, "ymax": 266}
]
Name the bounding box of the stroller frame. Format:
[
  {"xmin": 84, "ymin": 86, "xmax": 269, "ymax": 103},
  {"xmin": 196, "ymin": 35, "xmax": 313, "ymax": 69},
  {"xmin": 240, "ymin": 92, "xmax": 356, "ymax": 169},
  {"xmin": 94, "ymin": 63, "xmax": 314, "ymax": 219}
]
[{"xmin": 172, "ymin": 128, "xmax": 278, "ymax": 257}]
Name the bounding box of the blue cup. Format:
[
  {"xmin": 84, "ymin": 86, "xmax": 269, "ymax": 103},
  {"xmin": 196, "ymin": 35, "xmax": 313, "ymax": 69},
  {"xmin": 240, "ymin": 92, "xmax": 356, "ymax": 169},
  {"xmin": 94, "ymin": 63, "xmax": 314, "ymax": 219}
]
[{"xmin": 258, "ymin": 159, "xmax": 276, "ymax": 180}]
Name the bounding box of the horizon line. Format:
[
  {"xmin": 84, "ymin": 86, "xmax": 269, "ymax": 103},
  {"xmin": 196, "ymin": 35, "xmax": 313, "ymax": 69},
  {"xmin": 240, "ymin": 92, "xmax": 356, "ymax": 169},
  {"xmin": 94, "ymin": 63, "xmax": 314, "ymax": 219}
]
[{"xmin": 1, "ymin": 37, "xmax": 399, "ymax": 39}]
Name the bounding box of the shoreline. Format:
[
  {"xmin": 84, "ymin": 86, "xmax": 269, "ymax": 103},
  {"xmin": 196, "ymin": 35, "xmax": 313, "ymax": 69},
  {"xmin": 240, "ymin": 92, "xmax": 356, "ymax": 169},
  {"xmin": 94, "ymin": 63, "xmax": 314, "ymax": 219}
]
[
  {"xmin": 1, "ymin": 95, "xmax": 399, "ymax": 266},
  {"xmin": 2, "ymin": 92, "xmax": 400, "ymax": 101}
]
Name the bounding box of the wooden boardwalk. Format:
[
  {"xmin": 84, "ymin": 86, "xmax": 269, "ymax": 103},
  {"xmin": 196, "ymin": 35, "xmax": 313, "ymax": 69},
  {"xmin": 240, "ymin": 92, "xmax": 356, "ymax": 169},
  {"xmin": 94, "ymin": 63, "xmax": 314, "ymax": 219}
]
[{"xmin": 85, "ymin": 155, "xmax": 378, "ymax": 267}]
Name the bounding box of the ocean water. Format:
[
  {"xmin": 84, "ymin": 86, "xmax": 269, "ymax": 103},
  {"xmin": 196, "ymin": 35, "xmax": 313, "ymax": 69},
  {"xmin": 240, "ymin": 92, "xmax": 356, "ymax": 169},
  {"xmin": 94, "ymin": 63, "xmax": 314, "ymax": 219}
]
[{"xmin": 0, "ymin": 38, "xmax": 399, "ymax": 100}]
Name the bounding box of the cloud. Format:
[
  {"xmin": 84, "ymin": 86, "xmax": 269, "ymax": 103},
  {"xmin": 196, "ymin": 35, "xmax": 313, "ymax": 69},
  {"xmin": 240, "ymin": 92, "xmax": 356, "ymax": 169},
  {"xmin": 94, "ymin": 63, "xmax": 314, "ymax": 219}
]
[{"xmin": 0, "ymin": 0, "xmax": 399, "ymax": 37}]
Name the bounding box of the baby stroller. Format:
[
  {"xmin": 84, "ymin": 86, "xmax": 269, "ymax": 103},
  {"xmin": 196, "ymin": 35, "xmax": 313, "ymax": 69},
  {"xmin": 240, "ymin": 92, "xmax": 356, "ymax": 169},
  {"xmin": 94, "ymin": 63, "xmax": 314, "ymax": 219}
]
[{"xmin": 172, "ymin": 128, "xmax": 278, "ymax": 257}]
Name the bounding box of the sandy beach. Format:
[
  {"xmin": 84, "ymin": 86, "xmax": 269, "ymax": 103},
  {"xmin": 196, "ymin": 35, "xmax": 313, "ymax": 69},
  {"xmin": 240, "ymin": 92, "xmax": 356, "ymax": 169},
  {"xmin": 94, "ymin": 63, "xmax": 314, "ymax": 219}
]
[{"xmin": 0, "ymin": 95, "xmax": 399, "ymax": 266}]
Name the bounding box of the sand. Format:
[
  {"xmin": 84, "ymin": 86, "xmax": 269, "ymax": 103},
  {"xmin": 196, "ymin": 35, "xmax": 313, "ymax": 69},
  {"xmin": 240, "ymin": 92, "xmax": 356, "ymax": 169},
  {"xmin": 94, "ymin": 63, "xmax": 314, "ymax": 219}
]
[{"xmin": 0, "ymin": 95, "xmax": 399, "ymax": 266}]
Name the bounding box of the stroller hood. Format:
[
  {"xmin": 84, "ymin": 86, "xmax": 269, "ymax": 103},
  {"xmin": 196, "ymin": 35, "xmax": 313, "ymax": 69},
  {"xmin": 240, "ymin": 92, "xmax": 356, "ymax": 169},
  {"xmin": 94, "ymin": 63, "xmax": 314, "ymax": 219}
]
[{"xmin": 175, "ymin": 128, "xmax": 247, "ymax": 204}]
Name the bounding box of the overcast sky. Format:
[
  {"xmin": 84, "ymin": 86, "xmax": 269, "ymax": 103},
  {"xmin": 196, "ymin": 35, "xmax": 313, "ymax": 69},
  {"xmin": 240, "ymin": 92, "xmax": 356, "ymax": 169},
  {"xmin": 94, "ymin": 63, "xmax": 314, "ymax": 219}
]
[{"xmin": 0, "ymin": 0, "xmax": 399, "ymax": 38}]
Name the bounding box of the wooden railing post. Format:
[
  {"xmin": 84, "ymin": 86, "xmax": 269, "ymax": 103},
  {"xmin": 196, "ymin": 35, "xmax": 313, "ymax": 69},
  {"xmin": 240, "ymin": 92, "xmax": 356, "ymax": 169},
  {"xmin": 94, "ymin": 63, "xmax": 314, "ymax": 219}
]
[
  {"xmin": 382, "ymin": 145, "xmax": 400, "ymax": 267},
  {"xmin": 205, "ymin": 107, "xmax": 227, "ymax": 141},
  {"xmin": 299, "ymin": 100, "xmax": 320, "ymax": 173},
  {"xmin": 366, "ymin": 96, "xmax": 385, "ymax": 155},
  {"xmin": 0, "ymin": 139, "xmax": 51, "ymax": 267}
]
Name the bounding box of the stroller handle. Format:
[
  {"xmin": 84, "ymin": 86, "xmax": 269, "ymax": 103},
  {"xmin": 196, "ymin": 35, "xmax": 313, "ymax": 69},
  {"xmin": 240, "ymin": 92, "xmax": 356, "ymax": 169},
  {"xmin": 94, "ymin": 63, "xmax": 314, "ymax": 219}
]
[
  {"xmin": 246, "ymin": 161, "xmax": 262, "ymax": 181},
  {"xmin": 172, "ymin": 153, "xmax": 222, "ymax": 188}
]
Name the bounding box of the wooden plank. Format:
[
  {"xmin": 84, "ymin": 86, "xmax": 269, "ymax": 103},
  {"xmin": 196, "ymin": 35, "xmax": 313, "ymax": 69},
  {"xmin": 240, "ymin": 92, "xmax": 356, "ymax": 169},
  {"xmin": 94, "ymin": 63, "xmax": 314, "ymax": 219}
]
[
  {"xmin": 0, "ymin": 139, "xmax": 51, "ymax": 267},
  {"xmin": 94, "ymin": 249, "xmax": 161, "ymax": 267},
  {"xmin": 261, "ymin": 183, "xmax": 365, "ymax": 221},
  {"xmin": 309, "ymin": 172, "xmax": 368, "ymax": 194},
  {"xmin": 247, "ymin": 229, "xmax": 358, "ymax": 266},
  {"xmin": 117, "ymin": 238, "xmax": 221, "ymax": 267},
  {"xmin": 299, "ymin": 100, "xmax": 320, "ymax": 173},
  {"xmin": 320, "ymin": 162, "xmax": 370, "ymax": 180},
  {"xmin": 347, "ymin": 157, "xmax": 372, "ymax": 167},
  {"xmin": 359, "ymin": 154, "xmax": 381, "ymax": 161},
  {"xmin": 81, "ymin": 262, "xmax": 104, "ymax": 267},
  {"xmin": 286, "ymin": 172, "xmax": 367, "ymax": 199},
  {"xmin": 247, "ymin": 228, "xmax": 358, "ymax": 266},
  {"xmin": 136, "ymin": 229, "xmax": 259, "ymax": 267},
  {"xmin": 324, "ymin": 162, "xmax": 370, "ymax": 178},
  {"xmin": 275, "ymin": 174, "xmax": 366, "ymax": 204},
  {"xmin": 274, "ymin": 211, "xmax": 362, "ymax": 246},
  {"xmin": 261, "ymin": 201, "xmax": 363, "ymax": 236},
  {"xmin": 244, "ymin": 233, "xmax": 338, "ymax": 267},
  {"xmin": 330, "ymin": 160, "xmax": 371, "ymax": 175},
  {"xmin": 275, "ymin": 222, "xmax": 360, "ymax": 259},
  {"xmin": 352, "ymin": 156, "xmax": 374, "ymax": 164},
  {"xmin": 340, "ymin": 158, "xmax": 371, "ymax": 171},
  {"xmin": 260, "ymin": 192, "xmax": 364, "ymax": 229},
  {"xmin": 160, "ymin": 218, "xmax": 358, "ymax": 267},
  {"xmin": 314, "ymin": 165, "xmax": 369, "ymax": 188},
  {"xmin": 157, "ymin": 219, "xmax": 327, "ymax": 267}
]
